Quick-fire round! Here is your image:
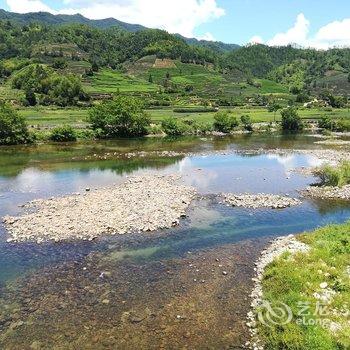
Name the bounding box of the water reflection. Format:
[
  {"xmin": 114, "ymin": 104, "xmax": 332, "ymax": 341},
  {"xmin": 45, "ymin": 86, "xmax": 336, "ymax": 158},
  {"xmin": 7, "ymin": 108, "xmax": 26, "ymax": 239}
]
[{"xmin": 0, "ymin": 134, "xmax": 349, "ymax": 286}]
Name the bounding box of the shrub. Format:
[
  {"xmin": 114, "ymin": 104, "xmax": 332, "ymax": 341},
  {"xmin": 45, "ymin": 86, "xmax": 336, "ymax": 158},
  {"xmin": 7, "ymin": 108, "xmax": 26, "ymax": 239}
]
[
  {"xmin": 161, "ymin": 117, "xmax": 189, "ymax": 136},
  {"xmin": 0, "ymin": 102, "xmax": 32, "ymax": 145},
  {"xmin": 281, "ymin": 107, "xmax": 303, "ymax": 131},
  {"xmin": 24, "ymin": 89, "xmax": 37, "ymax": 106},
  {"xmin": 318, "ymin": 116, "xmax": 336, "ymax": 131},
  {"xmin": 240, "ymin": 115, "xmax": 253, "ymax": 132},
  {"xmin": 49, "ymin": 125, "xmax": 77, "ymax": 142},
  {"xmin": 173, "ymin": 107, "xmax": 217, "ymax": 113},
  {"xmin": 317, "ymin": 161, "xmax": 350, "ymax": 187},
  {"xmin": 88, "ymin": 96, "xmax": 150, "ymax": 138},
  {"xmin": 334, "ymin": 119, "xmax": 350, "ymax": 132},
  {"xmin": 213, "ymin": 111, "xmax": 239, "ymax": 133},
  {"xmin": 52, "ymin": 58, "xmax": 67, "ymax": 69}
]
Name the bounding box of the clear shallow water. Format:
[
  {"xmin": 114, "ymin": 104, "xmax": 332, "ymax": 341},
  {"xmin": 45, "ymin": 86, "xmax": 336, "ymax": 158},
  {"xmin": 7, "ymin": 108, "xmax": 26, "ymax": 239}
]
[
  {"xmin": 0, "ymin": 134, "xmax": 349, "ymax": 284},
  {"xmin": 0, "ymin": 134, "xmax": 349, "ymax": 348}
]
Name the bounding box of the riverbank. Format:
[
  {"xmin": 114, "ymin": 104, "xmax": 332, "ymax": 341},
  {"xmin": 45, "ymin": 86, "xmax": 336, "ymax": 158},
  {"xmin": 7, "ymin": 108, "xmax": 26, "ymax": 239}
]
[
  {"xmin": 3, "ymin": 175, "xmax": 196, "ymax": 243},
  {"xmin": 247, "ymin": 222, "xmax": 350, "ymax": 350}
]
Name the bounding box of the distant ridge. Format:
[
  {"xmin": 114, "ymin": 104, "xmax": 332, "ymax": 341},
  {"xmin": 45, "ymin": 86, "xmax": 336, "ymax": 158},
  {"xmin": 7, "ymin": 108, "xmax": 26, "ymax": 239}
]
[
  {"xmin": 177, "ymin": 35, "xmax": 240, "ymax": 53},
  {"xmin": 0, "ymin": 9, "xmax": 146, "ymax": 32},
  {"xmin": 0, "ymin": 9, "xmax": 240, "ymax": 51}
]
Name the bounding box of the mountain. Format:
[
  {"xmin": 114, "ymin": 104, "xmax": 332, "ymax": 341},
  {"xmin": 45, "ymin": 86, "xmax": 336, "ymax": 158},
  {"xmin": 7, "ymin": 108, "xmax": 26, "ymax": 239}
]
[
  {"xmin": 178, "ymin": 35, "xmax": 240, "ymax": 53},
  {"xmin": 0, "ymin": 9, "xmax": 146, "ymax": 32},
  {"xmin": 0, "ymin": 9, "xmax": 239, "ymax": 52}
]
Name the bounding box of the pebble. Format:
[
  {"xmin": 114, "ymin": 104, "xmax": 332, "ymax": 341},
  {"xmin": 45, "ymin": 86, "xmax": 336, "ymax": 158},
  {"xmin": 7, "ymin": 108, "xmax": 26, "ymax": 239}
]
[
  {"xmin": 3, "ymin": 175, "xmax": 196, "ymax": 242},
  {"xmin": 223, "ymin": 193, "xmax": 301, "ymax": 209}
]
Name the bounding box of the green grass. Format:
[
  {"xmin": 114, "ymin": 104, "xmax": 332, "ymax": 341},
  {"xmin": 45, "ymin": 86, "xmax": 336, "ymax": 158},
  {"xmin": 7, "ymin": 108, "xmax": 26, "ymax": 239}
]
[
  {"xmin": 148, "ymin": 107, "xmax": 350, "ymax": 124},
  {"xmin": 19, "ymin": 107, "xmax": 89, "ymax": 127},
  {"xmin": 18, "ymin": 106, "xmax": 350, "ymax": 129},
  {"xmin": 85, "ymin": 69, "xmax": 159, "ymax": 93},
  {"xmin": 257, "ymin": 79, "xmax": 289, "ymax": 94},
  {"xmin": 317, "ymin": 161, "xmax": 350, "ymax": 187},
  {"xmin": 258, "ymin": 222, "xmax": 350, "ymax": 349},
  {"xmin": 0, "ymin": 84, "xmax": 24, "ymax": 101}
]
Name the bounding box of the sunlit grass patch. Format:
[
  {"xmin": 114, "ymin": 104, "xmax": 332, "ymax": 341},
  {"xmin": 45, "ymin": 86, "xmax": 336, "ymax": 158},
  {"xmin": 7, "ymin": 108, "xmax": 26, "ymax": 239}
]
[{"xmin": 258, "ymin": 222, "xmax": 350, "ymax": 350}]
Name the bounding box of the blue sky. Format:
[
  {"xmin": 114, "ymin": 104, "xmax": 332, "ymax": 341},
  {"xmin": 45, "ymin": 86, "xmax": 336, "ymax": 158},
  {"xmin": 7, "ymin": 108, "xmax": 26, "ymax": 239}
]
[{"xmin": 1, "ymin": 0, "xmax": 350, "ymax": 48}]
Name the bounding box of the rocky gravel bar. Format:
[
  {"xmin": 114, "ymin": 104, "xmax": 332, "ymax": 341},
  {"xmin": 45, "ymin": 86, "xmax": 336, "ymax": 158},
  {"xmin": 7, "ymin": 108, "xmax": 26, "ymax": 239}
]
[
  {"xmin": 301, "ymin": 185, "xmax": 350, "ymax": 201},
  {"xmin": 245, "ymin": 235, "xmax": 310, "ymax": 350},
  {"xmin": 223, "ymin": 193, "xmax": 302, "ymax": 209},
  {"xmin": 3, "ymin": 175, "xmax": 196, "ymax": 243}
]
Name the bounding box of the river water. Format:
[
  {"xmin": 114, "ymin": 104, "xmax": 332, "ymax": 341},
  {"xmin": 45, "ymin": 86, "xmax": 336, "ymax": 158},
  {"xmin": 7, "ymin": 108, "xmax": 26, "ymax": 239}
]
[{"xmin": 0, "ymin": 134, "xmax": 349, "ymax": 349}]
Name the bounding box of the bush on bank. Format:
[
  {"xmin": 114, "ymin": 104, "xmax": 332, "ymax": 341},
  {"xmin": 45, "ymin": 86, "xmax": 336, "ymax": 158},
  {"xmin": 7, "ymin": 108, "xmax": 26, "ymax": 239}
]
[
  {"xmin": 317, "ymin": 161, "xmax": 350, "ymax": 187},
  {"xmin": 0, "ymin": 102, "xmax": 33, "ymax": 145},
  {"xmin": 88, "ymin": 96, "xmax": 150, "ymax": 138},
  {"xmin": 49, "ymin": 125, "xmax": 77, "ymax": 142},
  {"xmin": 213, "ymin": 111, "xmax": 239, "ymax": 133}
]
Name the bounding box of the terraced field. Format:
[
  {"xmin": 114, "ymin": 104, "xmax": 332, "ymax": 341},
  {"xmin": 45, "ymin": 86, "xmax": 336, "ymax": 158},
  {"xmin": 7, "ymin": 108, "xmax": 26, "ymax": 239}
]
[{"xmin": 85, "ymin": 69, "xmax": 159, "ymax": 93}]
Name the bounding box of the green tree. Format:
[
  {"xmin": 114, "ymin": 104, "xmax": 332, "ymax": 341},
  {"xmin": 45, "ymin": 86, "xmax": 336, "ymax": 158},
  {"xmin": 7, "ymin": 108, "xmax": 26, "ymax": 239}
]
[
  {"xmin": 161, "ymin": 117, "xmax": 188, "ymax": 136},
  {"xmin": 25, "ymin": 89, "xmax": 37, "ymax": 106},
  {"xmin": 0, "ymin": 102, "xmax": 32, "ymax": 145},
  {"xmin": 240, "ymin": 115, "xmax": 253, "ymax": 131},
  {"xmin": 88, "ymin": 96, "xmax": 150, "ymax": 138},
  {"xmin": 281, "ymin": 107, "xmax": 303, "ymax": 131},
  {"xmin": 268, "ymin": 102, "xmax": 282, "ymax": 122},
  {"xmin": 213, "ymin": 111, "xmax": 239, "ymax": 133},
  {"xmin": 49, "ymin": 125, "xmax": 77, "ymax": 142}
]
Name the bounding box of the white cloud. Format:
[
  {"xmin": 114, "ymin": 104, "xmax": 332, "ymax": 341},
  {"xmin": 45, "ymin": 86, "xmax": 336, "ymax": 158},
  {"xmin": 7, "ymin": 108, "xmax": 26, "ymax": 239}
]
[
  {"xmin": 314, "ymin": 18, "xmax": 350, "ymax": 47},
  {"xmin": 6, "ymin": 0, "xmax": 55, "ymax": 13},
  {"xmin": 251, "ymin": 13, "xmax": 350, "ymax": 49},
  {"xmin": 249, "ymin": 35, "xmax": 263, "ymax": 44},
  {"xmin": 267, "ymin": 13, "xmax": 309, "ymax": 46},
  {"xmin": 6, "ymin": 0, "xmax": 225, "ymax": 38}
]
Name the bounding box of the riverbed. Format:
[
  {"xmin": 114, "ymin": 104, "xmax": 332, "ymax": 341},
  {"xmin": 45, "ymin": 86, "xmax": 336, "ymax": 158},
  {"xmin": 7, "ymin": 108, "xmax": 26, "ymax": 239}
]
[{"xmin": 0, "ymin": 133, "xmax": 349, "ymax": 349}]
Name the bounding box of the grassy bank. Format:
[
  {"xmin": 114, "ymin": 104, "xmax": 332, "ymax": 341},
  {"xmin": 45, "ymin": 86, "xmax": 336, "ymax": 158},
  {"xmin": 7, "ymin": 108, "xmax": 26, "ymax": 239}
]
[{"xmin": 258, "ymin": 222, "xmax": 350, "ymax": 349}]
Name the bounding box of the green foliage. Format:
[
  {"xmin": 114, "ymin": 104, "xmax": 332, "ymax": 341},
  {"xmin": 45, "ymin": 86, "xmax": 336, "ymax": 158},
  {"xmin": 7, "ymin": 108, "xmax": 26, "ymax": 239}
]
[
  {"xmin": 213, "ymin": 111, "xmax": 239, "ymax": 133},
  {"xmin": 317, "ymin": 161, "xmax": 350, "ymax": 187},
  {"xmin": 240, "ymin": 115, "xmax": 253, "ymax": 131},
  {"xmin": 334, "ymin": 119, "xmax": 350, "ymax": 132},
  {"xmin": 49, "ymin": 125, "xmax": 77, "ymax": 142},
  {"xmin": 259, "ymin": 222, "xmax": 350, "ymax": 349},
  {"xmin": 24, "ymin": 89, "xmax": 37, "ymax": 106},
  {"xmin": 281, "ymin": 107, "xmax": 303, "ymax": 131},
  {"xmin": 12, "ymin": 64, "xmax": 88, "ymax": 106},
  {"xmin": 52, "ymin": 58, "xmax": 67, "ymax": 69},
  {"xmin": 318, "ymin": 116, "xmax": 337, "ymax": 131},
  {"xmin": 320, "ymin": 90, "xmax": 346, "ymax": 108},
  {"xmin": 0, "ymin": 21, "xmax": 217, "ymax": 68},
  {"xmin": 268, "ymin": 102, "xmax": 282, "ymax": 113},
  {"xmin": 296, "ymin": 91, "xmax": 310, "ymax": 103},
  {"xmin": 161, "ymin": 116, "xmax": 189, "ymax": 136},
  {"xmin": 88, "ymin": 96, "xmax": 150, "ymax": 137},
  {"xmin": 0, "ymin": 102, "xmax": 32, "ymax": 145},
  {"xmin": 173, "ymin": 107, "xmax": 217, "ymax": 113},
  {"xmin": 318, "ymin": 116, "xmax": 350, "ymax": 132}
]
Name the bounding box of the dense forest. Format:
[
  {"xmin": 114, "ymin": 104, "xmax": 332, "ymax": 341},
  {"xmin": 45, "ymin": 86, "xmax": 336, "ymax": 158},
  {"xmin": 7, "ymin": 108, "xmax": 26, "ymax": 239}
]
[{"xmin": 0, "ymin": 10, "xmax": 350, "ymax": 109}]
